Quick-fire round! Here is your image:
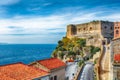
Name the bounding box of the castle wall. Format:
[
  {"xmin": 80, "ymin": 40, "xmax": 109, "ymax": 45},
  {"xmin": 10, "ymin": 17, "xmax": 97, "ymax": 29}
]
[
  {"xmin": 101, "ymin": 21, "xmax": 114, "ymax": 39},
  {"xmin": 75, "ymin": 21, "xmax": 101, "ymax": 38},
  {"xmin": 66, "ymin": 21, "xmax": 115, "ymax": 47}
]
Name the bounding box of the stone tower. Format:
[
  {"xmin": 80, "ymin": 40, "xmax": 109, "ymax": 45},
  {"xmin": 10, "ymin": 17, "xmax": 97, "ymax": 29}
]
[
  {"xmin": 66, "ymin": 24, "xmax": 77, "ymax": 38},
  {"xmin": 114, "ymin": 22, "xmax": 120, "ymax": 39}
]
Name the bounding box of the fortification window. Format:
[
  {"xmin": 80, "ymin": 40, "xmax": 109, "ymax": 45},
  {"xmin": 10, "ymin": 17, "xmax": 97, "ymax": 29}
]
[
  {"xmin": 78, "ymin": 28, "xmax": 81, "ymax": 32},
  {"xmin": 90, "ymin": 27, "xmax": 92, "ymax": 30},
  {"xmin": 83, "ymin": 28, "xmax": 86, "ymax": 30},
  {"xmin": 116, "ymin": 30, "xmax": 119, "ymax": 34},
  {"xmin": 110, "ymin": 27, "xmax": 113, "ymax": 30},
  {"xmin": 104, "ymin": 26, "xmax": 107, "ymax": 29}
]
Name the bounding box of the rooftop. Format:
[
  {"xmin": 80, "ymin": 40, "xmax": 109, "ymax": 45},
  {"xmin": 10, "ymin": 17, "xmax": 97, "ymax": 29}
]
[
  {"xmin": 37, "ymin": 58, "xmax": 66, "ymax": 70},
  {"xmin": 0, "ymin": 63, "xmax": 48, "ymax": 80},
  {"xmin": 0, "ymin": 72, "xmax": 15, "ymax": 80}
]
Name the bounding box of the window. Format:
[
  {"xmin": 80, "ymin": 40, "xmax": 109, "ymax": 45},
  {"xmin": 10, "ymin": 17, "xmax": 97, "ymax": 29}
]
[
  {"xmin": 50, "ymin": 77, "xmax": 53, "ymax": 80},
  {"xmin": 110, "ymin": 27, "xmax": 113, "ymax": 30},
  {"xmin": 90, "ymin": 27, "xmax": 92, "ymax": 30},
  {"xmin": 54, "ymin": 76, "xmax": 57, "ymax": 80},
  {"xmin": 83, "ymin": 28, "xmax": 85, "ymax": 30},
  {"xmin": 104, "ymin": 26, "xmax": 107, "ymax": 29},
  {"xmin": 116, "ymin": 30, "xmax": 119, "ymax": 34}
]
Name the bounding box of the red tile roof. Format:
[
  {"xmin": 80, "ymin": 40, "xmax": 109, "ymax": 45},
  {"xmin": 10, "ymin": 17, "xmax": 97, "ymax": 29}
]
[
  {"xmin": 67, "ymin": 59, "xmax": 74, "ymax": 62},
  {"xmin": 0, "ymin": 72, "xmax": 15, "ymax": 80},
  {"xmin": 114, "ymin": 54, "xmax": 120, "ymax": 62},
  {"xmin": 0, "ymin": 63, "xmax": 48, "ymax": 80},
  {"xmin": 37, "ymin": 58, "xmax": 66, "ymax": 70}
]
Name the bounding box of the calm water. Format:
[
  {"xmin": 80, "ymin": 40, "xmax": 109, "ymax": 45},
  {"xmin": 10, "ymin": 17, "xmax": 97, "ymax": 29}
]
[{"xmin": 0, "ymin": 44, "xmax": 56, "ymax": 65}]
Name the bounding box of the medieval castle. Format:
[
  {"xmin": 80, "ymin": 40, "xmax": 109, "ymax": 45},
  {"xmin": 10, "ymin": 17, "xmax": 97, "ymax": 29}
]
[{"xmin": 66, "ymin": 20, "xmax": 119, "ymax": 47}]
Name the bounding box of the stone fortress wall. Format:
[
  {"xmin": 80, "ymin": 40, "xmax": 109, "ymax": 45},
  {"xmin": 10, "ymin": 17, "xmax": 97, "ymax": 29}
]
[{"xmin": 66, "ymin": 21, "xmax": 114, "ymax": 47}]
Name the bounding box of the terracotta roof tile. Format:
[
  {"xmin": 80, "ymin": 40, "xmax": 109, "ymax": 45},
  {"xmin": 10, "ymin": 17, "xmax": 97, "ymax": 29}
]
[
  {"xmin": 37, "ymin": 58, "xmax": 66, "ymax": 70},
  {"xmin": 0, "ymin": 72, "xmax": 15, "ymax": 80},
  {"xmin": 0, "ymin": 63, "xmax": 48, "ymax": 80}
]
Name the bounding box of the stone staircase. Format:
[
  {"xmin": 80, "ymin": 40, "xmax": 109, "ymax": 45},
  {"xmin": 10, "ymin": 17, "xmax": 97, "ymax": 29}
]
[{"xmin": 101, "ymin": 45, "xmax": 110, "ymax": 80}]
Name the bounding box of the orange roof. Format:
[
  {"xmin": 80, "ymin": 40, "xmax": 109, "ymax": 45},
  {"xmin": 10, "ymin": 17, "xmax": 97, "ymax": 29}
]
[
  {"xmin": 38, "ymin": 58, "xmax": 66, "ymax": 70},
  {"xmin": 0, "ymin": 72, "xmax": 15, "ymax": 80},
  {"xmin": 67, "ymin": 59, "xmax": 74, "ymax": 62},
  {"xmin": 0, "ymin": 63, "xmax": 48, "ymax": 80},
  {"xmin": 114, "ymin": 54, "xmax": 120, "ymax": 62}
]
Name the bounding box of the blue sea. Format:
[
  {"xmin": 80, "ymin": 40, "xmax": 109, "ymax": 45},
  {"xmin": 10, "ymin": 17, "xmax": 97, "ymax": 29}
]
[{"xmin": 0, "ymin": 44, "xmax": 56, "ymax": 66}]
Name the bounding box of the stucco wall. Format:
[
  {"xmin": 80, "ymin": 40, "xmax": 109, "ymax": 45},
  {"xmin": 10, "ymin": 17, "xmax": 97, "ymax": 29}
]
[
  {"xmin": 50, "ymin": 67, "xmax": 66, "ymax": 80},
  {"xmin": 33, "ymin": 76, "xmax": 50, "ymax": 80},
  {"xmin": 30, "ymin": 62, "xmax": 66, "ymax": 80}
]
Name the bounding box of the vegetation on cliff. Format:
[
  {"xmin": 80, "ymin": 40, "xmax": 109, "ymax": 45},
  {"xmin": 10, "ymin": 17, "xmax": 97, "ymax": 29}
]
[{"xmin": 52, "ymin": 37, "xmax": 100, "ymax": 62}]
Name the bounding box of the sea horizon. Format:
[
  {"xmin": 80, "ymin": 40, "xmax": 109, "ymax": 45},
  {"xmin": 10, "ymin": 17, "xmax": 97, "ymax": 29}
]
[{"xmin": 0, "ymin": 44, "xmax": 57, "ymax": 66}]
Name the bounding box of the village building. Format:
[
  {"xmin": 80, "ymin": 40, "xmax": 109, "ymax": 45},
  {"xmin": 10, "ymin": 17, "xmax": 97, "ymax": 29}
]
[
  {"xmin": 111, "ymin": 22, "xmax": 120, "ymax": 80},
  {"xmin": 111, "ymin": 38, "xmax": 120, "ymax": 80},
  {"xmin": 29, "ymin": 58, "xmax": 66, "ymax": 80},
  {"xmin": 0, "ymin": 62, "xmax": 49, "ymax": 80},
  {"xmin": 66, "ymin": 20, "xmax": 114, "ymax": 47}
]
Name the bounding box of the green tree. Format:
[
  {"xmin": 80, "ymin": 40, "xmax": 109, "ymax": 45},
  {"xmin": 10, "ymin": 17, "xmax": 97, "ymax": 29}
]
[
  {"xmin": 59, "ymin": 52, "xmax": 64, "ymax": 59},
  {"xmin": 78, "ymin": 60, "xmax": 84, "ymax": 66},
  {"xmin": 76, "ymin": 39, "xmax": 86, "ymax": 47},
  {"xmin": 58, "ymin": 40, "xmax": 64, "ymax": 47},
  {"xmin": 52, "ymin": 50, "xmax": 58, "ymax": 57}
]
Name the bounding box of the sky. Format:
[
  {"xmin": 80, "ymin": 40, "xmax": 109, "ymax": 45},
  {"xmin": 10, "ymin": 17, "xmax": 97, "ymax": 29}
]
[{"xmin": 0, "ymin": 0, "xmax": 120, "ymax": 44}]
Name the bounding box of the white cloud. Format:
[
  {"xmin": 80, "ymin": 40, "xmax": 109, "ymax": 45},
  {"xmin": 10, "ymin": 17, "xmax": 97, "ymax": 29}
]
[
  {"xmin": 0, "ymin": 10, "xmax": 120, "ymax": 43},
  {"xmin": 43, "ymin": 2, "xmax": 52, "ymax": 6},
  {"xmin": 0, "ymin": 0, "xmax": 20, "ymax": 5},
  {"xmin": 27, "ymin": 7, "xmax": 41, "ymax": 11}
]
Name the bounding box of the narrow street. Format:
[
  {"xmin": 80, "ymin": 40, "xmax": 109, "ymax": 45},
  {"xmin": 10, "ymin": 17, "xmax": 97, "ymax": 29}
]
[{"xmin": 77, "ymin": 62, "xmax": 94, "ymax": 80}]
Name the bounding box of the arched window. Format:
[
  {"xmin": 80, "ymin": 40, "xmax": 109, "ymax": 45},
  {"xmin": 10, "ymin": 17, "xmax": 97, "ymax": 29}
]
[{"xmin": 116, "ymin": 30, "xmax": 119, "ymax": 34}]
